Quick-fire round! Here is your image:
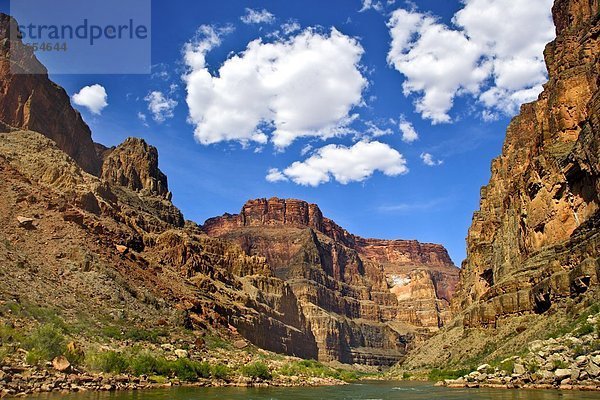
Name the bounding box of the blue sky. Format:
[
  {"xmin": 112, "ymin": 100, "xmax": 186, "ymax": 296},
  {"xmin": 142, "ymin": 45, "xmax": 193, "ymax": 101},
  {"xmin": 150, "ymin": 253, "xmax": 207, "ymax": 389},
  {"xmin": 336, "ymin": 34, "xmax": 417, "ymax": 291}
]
[{"xmin": 3, "ymin": 0, "xmax": 556, "ymax": 265}]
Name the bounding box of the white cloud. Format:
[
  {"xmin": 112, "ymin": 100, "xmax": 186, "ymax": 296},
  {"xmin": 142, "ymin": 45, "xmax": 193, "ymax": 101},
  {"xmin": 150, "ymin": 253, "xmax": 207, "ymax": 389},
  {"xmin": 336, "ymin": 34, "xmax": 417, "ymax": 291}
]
[
  {"xmin": 398, "ymin": 117, "xmax": 419, "ymax": 142},
  {"xmin": 359, "ymin": 0, "xmax": 384, "ymax": 12},
  {"xmin": 145, "ymin": 91, "xmax": 177, "ymax": 123},
  {"xmin": 137, "ymin": 112, "xmax": 148, "ymax": 126},
  {"xmin": 365, "ymin": 121, "xmax": 393, "ymax": 137},
  {"xmin": 281, "ymin": 20, "xmax": 301, "ymax": 35},
  {"xmin": 183, "ymin": 26, "xmax": 367, "ymax": 149},
  {"xmin": 241, "ymin": 8, "xmax": 275, "ymax": 24},
  {"xmin": 387, "ymin": 0, "xmax": 554, "ymax": 123},
  {"xmin": 300, "ymin": 144, "xmax": 313, "ymax": 156},
  {"xmin": 269, "ymin": 140, "xmax": 408, "ymax": 186},
  {"xmin": 420, "ymin": 152, "xmax": 443, "ymax": 166},
  {"xmin": 72, "ymin": 84, "xmax": 108, "ymax": 115},
  {"xmin": 266, "ymin": 168, "xmax": 288, "ymax": 183}
]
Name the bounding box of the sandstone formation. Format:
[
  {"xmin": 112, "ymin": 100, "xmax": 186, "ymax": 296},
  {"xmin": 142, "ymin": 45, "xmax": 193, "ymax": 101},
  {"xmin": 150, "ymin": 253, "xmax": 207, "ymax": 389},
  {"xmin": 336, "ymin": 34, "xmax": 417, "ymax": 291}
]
[
  {"xmin": 101, "ymin": 137, "xmax": 171, "ymax": 199},
  {"xmin": 0, "ymin": 14, "xmax": 101, "ymax": 174},
  {"xmin": 203, "ymin": 197, "xmax": 459, "ymax": 364},
  {"xmin": 399, "ymin": 0, "xmax": 600, "ymax": 372},
  {"xmin": 455, "ymin": 0, "xmax": 599, "ymax": 328},
  {"xmin": 0, "ymin": 15, "xmax": 461, "ymax": 367}
]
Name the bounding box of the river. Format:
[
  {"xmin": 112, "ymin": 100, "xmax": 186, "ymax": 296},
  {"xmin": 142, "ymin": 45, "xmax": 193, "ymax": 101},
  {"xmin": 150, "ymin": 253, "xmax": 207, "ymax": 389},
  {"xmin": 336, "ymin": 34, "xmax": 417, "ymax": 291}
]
[{"xmin": 24, "ymin": 381, "xmax": 600, "ymax": 399}]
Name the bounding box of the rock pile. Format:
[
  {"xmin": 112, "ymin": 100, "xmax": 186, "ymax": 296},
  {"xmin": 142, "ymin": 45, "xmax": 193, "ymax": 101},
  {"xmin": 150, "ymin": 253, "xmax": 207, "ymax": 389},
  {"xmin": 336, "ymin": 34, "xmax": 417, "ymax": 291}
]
[{"xmin": 439, "ymin": 316, "xmax": 600, "ymax": 390}]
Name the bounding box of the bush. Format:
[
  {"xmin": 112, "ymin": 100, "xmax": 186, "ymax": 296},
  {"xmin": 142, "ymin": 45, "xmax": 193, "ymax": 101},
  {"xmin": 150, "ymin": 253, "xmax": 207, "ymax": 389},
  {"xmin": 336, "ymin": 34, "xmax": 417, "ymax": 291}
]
[
  {"xmin": 574, "ymin": 323, "xmax": 594, "ymax": 337},
  {"xmin": 334, "ymin": 369, "xmax": 359, "ymax": 382},
  {"xmin": 88, "ymin": 351, "xmax": 129, "ymax": 373},
  {"xmin": 402, "ymin": 372, "xmax": 412, "ymax": 379},
  {"xmin": 25, "ymin": 324, "xmax": 65, "ymax": 364},
  {"xmin": 101, "ymin": 326, "xmax": 122, "ymax": 339},
  {"xmin": 498, "ymin": 359, "xmax": 515, "ymax": 374},
  {"xmin": 64, "ymin": 346, "xmax": 85, "ymax": 367},
  {"xmin": 130, "ymin": 352, "xmax": 169, "ymax": 376},
  {"xmin": 428, "ymin": 368, "xmax": 470, "ymax": 381},
  {"xmin": 124, "ymin": 328, "xmax": 166, "ymax": 343},
  {"xmin": 211, "ymin": 363, "xmax": 230, "ymax": 380},
  {"xmin": 171, "ymin": 358, "xmax": 209, "ymax": 381},
  {"xmin": 242, "ymin": 361, "xmax": 272, "ymax": 380},
  {"xmin": 0, "ymin": 325, "xmax": 20, "ymax": 345}
]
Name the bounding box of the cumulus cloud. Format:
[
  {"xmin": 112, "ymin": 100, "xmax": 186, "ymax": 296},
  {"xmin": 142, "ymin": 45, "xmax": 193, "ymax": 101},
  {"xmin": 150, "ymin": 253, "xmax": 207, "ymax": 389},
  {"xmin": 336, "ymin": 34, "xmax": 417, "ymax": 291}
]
[
  {"xmin": 72, "ymin": 84, "xmax": 108, "ymax": 115},
  {"xmin": 268, "ymin": 141, "xmax": 408, "ymax": 186},
  {"xmin": 359, "ymin": 0, "xmax": 384, "ymax": 12},
  {"xmin": 420, "ymin": 152, "xmax": 443, "ymax": 166},
  {"xmin": 365, "ymin": 121, "xmax": 393, "ymax": 137},
  {"xmin": 266, "ymin": 168, "xmax": 288, "ymax": 183},
  {"xmin": 281, "ymin": 20, "xmax": 301, "ymax": 35},
  {"xmin": 241, "ymin": 8, "xmax": 275, "ymax": 24},
  {"xmin": 398, "ymin": 117, "xmax": 419, "ymax": 143},
  {"xmin": 145, "ymin": 91, "xmax": 177, "ymax": 123},
  {"xmin": 183, "ymin": 26, "xmax": 367, "ymax": 149},
  {"xmin": 387, "ymin": 0, "xmax": 554, "ymax": 123},
  {"xmin": 137, "ymin": 112, "xmax": 148, "ymax": 126}
]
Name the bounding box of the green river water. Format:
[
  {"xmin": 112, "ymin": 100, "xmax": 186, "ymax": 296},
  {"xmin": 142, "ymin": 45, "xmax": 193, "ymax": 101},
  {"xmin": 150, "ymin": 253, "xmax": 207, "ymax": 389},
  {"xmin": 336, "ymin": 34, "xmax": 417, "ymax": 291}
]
[{"xmin": 25, "ymin": 381, "xmax": 600, "ymax": 399}]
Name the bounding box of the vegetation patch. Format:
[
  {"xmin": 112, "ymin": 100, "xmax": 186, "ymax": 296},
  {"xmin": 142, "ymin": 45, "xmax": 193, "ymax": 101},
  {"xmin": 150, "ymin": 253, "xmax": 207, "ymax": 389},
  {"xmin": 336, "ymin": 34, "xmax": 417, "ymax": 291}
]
[{"xmin": 242, "ymin": 361, "xmax": 272, "ymax": 380}]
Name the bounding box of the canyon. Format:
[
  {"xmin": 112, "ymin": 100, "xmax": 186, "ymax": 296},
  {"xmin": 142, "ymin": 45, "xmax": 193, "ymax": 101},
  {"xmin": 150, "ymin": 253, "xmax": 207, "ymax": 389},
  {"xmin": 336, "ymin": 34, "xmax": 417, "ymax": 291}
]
[
  {"xmin": 0, "ymin": 0, "xmax": 599, "ymax": 394},
  {"xmin": 399, "ymin": 0, "xmax": 600, "ymax": 373},
  {"xmin": 0, "ymin": 11, "xmax": 459, "ymax": 368}
]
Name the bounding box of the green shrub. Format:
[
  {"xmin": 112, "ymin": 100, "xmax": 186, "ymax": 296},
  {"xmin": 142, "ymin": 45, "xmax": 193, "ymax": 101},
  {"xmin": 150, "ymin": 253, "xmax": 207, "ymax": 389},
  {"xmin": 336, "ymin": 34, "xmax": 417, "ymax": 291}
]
[
  {"xmin": 124, "ymin": 328, "xmax": 166, "ymax": 343},
  {"xmin": 428, "ymin": 368, "xmax": 470, "ymax": 381},
  {"xmin": 498, "ymin": 359, "xmax": 515, "ymax": 374},
  {"xmin": 574, "ymin": 323, "xmax": 594, "ymax": 337},
  {"xmin": 402, "ymin": 372, "xmax": 412, "ymax": 379},
  {"xmin": 171, "ymin": 358, "xmax": 209, "ymax": 381},
  {"xmin": 335, "ymin": 369, "xmax": 359, "ymax": 382},
  {"xmin": 527, "ymin": 361, "xmax": 540, "ymax": 373},
  {"xmin": 88, "ymin": 350, "xmax": 129, "ymax": 373},
  {"xmin": 101, "ymin": 326, "xmax": 122, "ymax": 339},
  {"xmin": 242, "ymin": 361, "xmax": 272, "ymax": 380},
  {"xmin": 25, "ymin": 324, "xmax": 65, "ymax": 364},
  {"xmin": 64, "ymin": 347, "xmax": 85, "ymax": 367},
  {"xmin": 552, "ymin": 360, "xmax": 567, "ymax": 370},
  {"xmin": 0, "ymin": 325, "xmax": 20, "ymax": 345},
  {"xmin": 130, "ymin": 352, "xmax": 169, "ymax": 376},
  {"xmin": 211, "ymin": 363, "xmax": 230, "ymax": 380}
]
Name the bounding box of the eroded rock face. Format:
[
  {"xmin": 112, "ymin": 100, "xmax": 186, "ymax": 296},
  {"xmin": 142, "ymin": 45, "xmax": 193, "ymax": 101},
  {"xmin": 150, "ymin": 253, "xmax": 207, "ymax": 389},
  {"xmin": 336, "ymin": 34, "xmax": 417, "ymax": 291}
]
[
  {"xmin": 0, "ymin": 13, "xmax": 101, "ymax": 174},
  {"xmin": 203, "ymin": 197, "xmax": 459, "ymax": 364},
  {"xmin": 453, "ymin": 0, "xmax": 599, "ymax": 327},
  {"xmin": 101, "ymin": 138, "xmax": 170, "ymax": 199}
]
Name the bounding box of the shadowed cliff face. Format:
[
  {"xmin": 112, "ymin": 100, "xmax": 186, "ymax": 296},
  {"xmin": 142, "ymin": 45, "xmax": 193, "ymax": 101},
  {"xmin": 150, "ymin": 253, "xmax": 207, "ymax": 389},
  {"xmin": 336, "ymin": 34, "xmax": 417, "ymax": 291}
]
[
  {"xmin": 0, "ymin": 14, "xmax": 101, "ymax": 175},
  {"xmin": 453, "ymin": 0, "xmax": 599, "ymax": 327},
  {"xmin": 101, "ymin": 137, "xmax": 171, "ymax": 200},
  {"xmin": 202, "ymin": 197, "xmax": 459, "ymax": 364}
]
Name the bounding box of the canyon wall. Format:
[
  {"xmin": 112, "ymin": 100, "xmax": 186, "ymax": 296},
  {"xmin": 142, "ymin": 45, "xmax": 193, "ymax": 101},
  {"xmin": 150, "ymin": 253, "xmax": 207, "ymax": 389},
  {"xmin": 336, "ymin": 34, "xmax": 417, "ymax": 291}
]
[
  {"xmin": 399, "ymin": 0, "xmax": 600, "ymax": 372},
  {"xmin": 0, "ymin": 14, "xmax": 459, "ymax": 366},
  {"xmin": 0, "ymin": 14, "xmax": 101, "ymax": 174},
  {"xmin": 203, "ymin": 197, "xmax": 459, "ymax": 364},
  {"xmin": 454, "ymin": 0, "xmax": 599, "ymax": 327}
]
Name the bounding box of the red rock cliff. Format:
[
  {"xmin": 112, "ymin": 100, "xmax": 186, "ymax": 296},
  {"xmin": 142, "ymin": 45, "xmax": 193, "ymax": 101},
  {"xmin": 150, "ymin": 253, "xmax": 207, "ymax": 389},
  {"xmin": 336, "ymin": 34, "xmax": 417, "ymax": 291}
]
[
  {"xmin": 203, "ymin": 197, "xmax": 459, "ymax": 364},
  {"xmin": 454, "ymin": 0, "xmax": 599, "ymax": 327},
  {"xmin": 0, "ymin": 13, "xmax": 101, "ymax": 174}
]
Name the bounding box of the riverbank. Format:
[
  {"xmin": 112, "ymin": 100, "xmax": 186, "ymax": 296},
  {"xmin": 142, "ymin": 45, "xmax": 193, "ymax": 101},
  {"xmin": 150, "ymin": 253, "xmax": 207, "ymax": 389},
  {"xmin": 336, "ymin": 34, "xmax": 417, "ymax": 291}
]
[
  {"xmin": 0, "ymin": 365, "xmax": 345, "ymax": 398},
  {"xmin": 434, "ymin": 315, "xmax": 600, "ymax": 392}
]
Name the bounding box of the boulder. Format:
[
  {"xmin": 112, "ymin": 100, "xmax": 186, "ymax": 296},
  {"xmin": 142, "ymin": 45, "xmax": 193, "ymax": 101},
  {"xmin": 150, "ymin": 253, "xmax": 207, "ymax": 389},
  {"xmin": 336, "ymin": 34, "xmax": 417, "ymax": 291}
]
[
  {"xmin": 51, "ymin": 356, "xmax": 70, "ymax": 372},
  {"xmin": 16, "ymin": 216, "xmax": 34, "ymax": 228}
]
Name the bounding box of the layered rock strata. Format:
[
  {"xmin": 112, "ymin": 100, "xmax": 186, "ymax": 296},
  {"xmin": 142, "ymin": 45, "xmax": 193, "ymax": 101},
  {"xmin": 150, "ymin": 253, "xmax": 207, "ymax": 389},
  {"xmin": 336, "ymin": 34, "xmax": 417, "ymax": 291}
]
[
  {"xmin": 454, "ymin": 0, "xmax": 599, "ymax": 328},
  {"xmin": 203, "ymin": 197, "xmax": 459, "ymax": 364},
  {"xmin": 0, "ymin": 14, "xmax": 100, "ymax": 174}
]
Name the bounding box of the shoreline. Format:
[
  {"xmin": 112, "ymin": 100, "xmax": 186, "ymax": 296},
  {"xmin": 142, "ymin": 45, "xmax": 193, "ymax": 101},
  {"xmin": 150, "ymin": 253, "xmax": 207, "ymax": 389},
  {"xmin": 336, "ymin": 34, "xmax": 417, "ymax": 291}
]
[
  {"xmin": 0, "ymin": 366, "xmax": 346, "ymax": 398},
  {"xmin": 437, "ymin": 380, "xmax": 600, "ymax": 391}
]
